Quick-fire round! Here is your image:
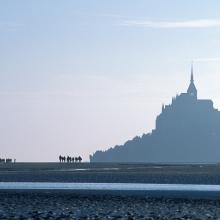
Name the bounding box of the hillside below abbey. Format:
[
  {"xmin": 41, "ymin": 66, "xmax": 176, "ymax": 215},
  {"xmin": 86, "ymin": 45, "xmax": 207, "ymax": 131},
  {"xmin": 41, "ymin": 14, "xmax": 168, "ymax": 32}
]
[{"xmin": 90, "ymin": 66, "xmax": 220, "ymax": 163}]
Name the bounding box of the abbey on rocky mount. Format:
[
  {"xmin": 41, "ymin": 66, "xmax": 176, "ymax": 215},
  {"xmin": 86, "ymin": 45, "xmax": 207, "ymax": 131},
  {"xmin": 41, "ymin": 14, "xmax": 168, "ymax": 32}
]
[{"xmin": 90, "ymin": 65, "xmax": 220, "ymax": 163}]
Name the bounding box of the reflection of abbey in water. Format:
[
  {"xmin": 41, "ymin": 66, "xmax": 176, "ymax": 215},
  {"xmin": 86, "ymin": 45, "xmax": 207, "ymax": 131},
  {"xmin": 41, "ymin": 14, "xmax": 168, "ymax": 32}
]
[{"xmin": 90, "ymin": 65, "xmax": 220, "ymax": 163}]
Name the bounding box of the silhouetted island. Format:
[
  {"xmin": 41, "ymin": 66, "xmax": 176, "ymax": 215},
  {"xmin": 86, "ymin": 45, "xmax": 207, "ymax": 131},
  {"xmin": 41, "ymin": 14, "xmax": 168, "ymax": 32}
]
[{"xmin": 90, "ymin": 65, "xmax": 220, "ymax": 163}]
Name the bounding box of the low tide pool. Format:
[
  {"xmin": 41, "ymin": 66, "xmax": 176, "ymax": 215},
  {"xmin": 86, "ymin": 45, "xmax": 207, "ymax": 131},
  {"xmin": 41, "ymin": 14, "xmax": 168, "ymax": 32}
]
[
  {"xmin": 2, "ymin": 182, "xmax": 220, "ymax": 198},
  {"xmin": 0, "ymin": 182, "xmax": 219, "ymax": 191}
]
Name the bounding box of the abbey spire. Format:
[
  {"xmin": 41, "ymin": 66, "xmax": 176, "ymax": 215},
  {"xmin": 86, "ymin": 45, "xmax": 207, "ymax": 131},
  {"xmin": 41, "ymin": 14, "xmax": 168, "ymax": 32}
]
[
  {"xmin": 191, "ymin": 62, "xmax": 194, "ymax": 83},
  {"xmin": 187, "ymin": 62, "xmax": 197, "ymax": 99}
]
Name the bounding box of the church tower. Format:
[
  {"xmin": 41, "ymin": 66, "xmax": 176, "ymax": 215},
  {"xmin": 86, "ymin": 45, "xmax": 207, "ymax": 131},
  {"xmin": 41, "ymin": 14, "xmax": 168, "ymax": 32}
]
[{"xmin": 187, "ymin": 63, "xmax": 197, "ymax": 99}]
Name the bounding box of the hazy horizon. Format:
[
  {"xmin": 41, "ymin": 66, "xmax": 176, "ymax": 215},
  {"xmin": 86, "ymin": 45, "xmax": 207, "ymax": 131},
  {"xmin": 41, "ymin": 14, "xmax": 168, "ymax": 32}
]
[{"xmin": 1, "ymin": 1, "xmax": 220, "ymax": 162}]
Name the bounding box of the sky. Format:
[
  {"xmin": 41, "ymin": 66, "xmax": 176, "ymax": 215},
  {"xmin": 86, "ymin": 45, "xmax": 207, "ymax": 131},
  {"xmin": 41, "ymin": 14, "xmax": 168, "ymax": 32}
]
[{"xmin": 1, "ymin": 0, "xmax": 220, "ymax": 161}]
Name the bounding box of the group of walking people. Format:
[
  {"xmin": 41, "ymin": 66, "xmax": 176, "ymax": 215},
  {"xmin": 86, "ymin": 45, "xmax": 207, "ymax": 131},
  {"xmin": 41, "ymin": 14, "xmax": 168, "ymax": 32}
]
[
  {"xmin": 59, "ymin": 155, "xmax": 82, "ymax": 163},
  {"xmin": 0, "ymin": 158, "xmax": 14, "ymax": 163}
]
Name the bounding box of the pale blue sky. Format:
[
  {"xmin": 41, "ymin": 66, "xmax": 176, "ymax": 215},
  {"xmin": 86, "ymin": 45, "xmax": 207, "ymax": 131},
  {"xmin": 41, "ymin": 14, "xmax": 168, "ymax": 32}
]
[{"xmin": 1, "ymin": 1, "xmax": 220, "ymax": 161}]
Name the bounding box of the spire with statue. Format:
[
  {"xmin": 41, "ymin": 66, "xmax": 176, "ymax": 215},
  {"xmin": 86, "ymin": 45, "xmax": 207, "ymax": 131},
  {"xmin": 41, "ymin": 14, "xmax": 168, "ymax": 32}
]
[{"xmin": 187, "ymin": 63, "xmax": 197, "ymax": 99}]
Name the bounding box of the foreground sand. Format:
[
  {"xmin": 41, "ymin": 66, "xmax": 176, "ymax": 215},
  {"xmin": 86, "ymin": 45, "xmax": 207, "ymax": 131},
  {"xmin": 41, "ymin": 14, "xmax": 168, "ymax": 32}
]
[{"xmin": 0, "ymin": 192, "xmax": 219, "ymax": 219}]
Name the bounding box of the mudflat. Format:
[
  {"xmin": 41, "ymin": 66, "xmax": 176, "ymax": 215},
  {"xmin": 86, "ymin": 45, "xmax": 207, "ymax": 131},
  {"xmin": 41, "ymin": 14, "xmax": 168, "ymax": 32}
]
[
  {"xmin": 0, "ymin": 162, "xmax": 220, "ymax": 184},
  {"xmin": 1, "ymin": 163, "xmax": 220, "ymax": 219},
  {"xmin": 0, "ymin": 192, "xmax": 220, "ymax": 219}
]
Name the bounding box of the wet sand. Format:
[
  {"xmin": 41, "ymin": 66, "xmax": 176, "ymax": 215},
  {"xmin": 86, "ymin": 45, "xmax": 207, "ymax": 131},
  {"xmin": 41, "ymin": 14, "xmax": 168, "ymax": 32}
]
[
  {"xmin": 0, "ymin": 192, "xmax": 220, "ymax": 219},
  {"xmin": 1, "ymin": 162, "xmax": 220, "ymax": 184},
  {"xmin": 1, "ymin": 163, "xmax": 220, "ymax": 219}
]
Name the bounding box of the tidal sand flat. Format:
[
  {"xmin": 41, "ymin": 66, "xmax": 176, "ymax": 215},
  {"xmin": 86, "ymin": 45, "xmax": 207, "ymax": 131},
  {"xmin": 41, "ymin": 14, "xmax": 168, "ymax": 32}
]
[
  {"xmin": 0, "ymin": 192, "xmax": 220, "ymax": 219},
  {"xmin": 1, "ymin": 162, "xmax": 220, "ymax": 184},
  {"xmin": 1, "ymin": 163, "xmax": 220, "ymax": 218}
]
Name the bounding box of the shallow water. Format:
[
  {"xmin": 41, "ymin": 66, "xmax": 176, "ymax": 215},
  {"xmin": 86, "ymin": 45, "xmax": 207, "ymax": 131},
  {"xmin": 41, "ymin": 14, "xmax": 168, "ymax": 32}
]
[
  {"xmin": 0, "ymin": 182, "xmax": 220, "ymax": 191},
  {"xmin": 57, "ymin": 167, "xmax": 120, "ymax": 172}
]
